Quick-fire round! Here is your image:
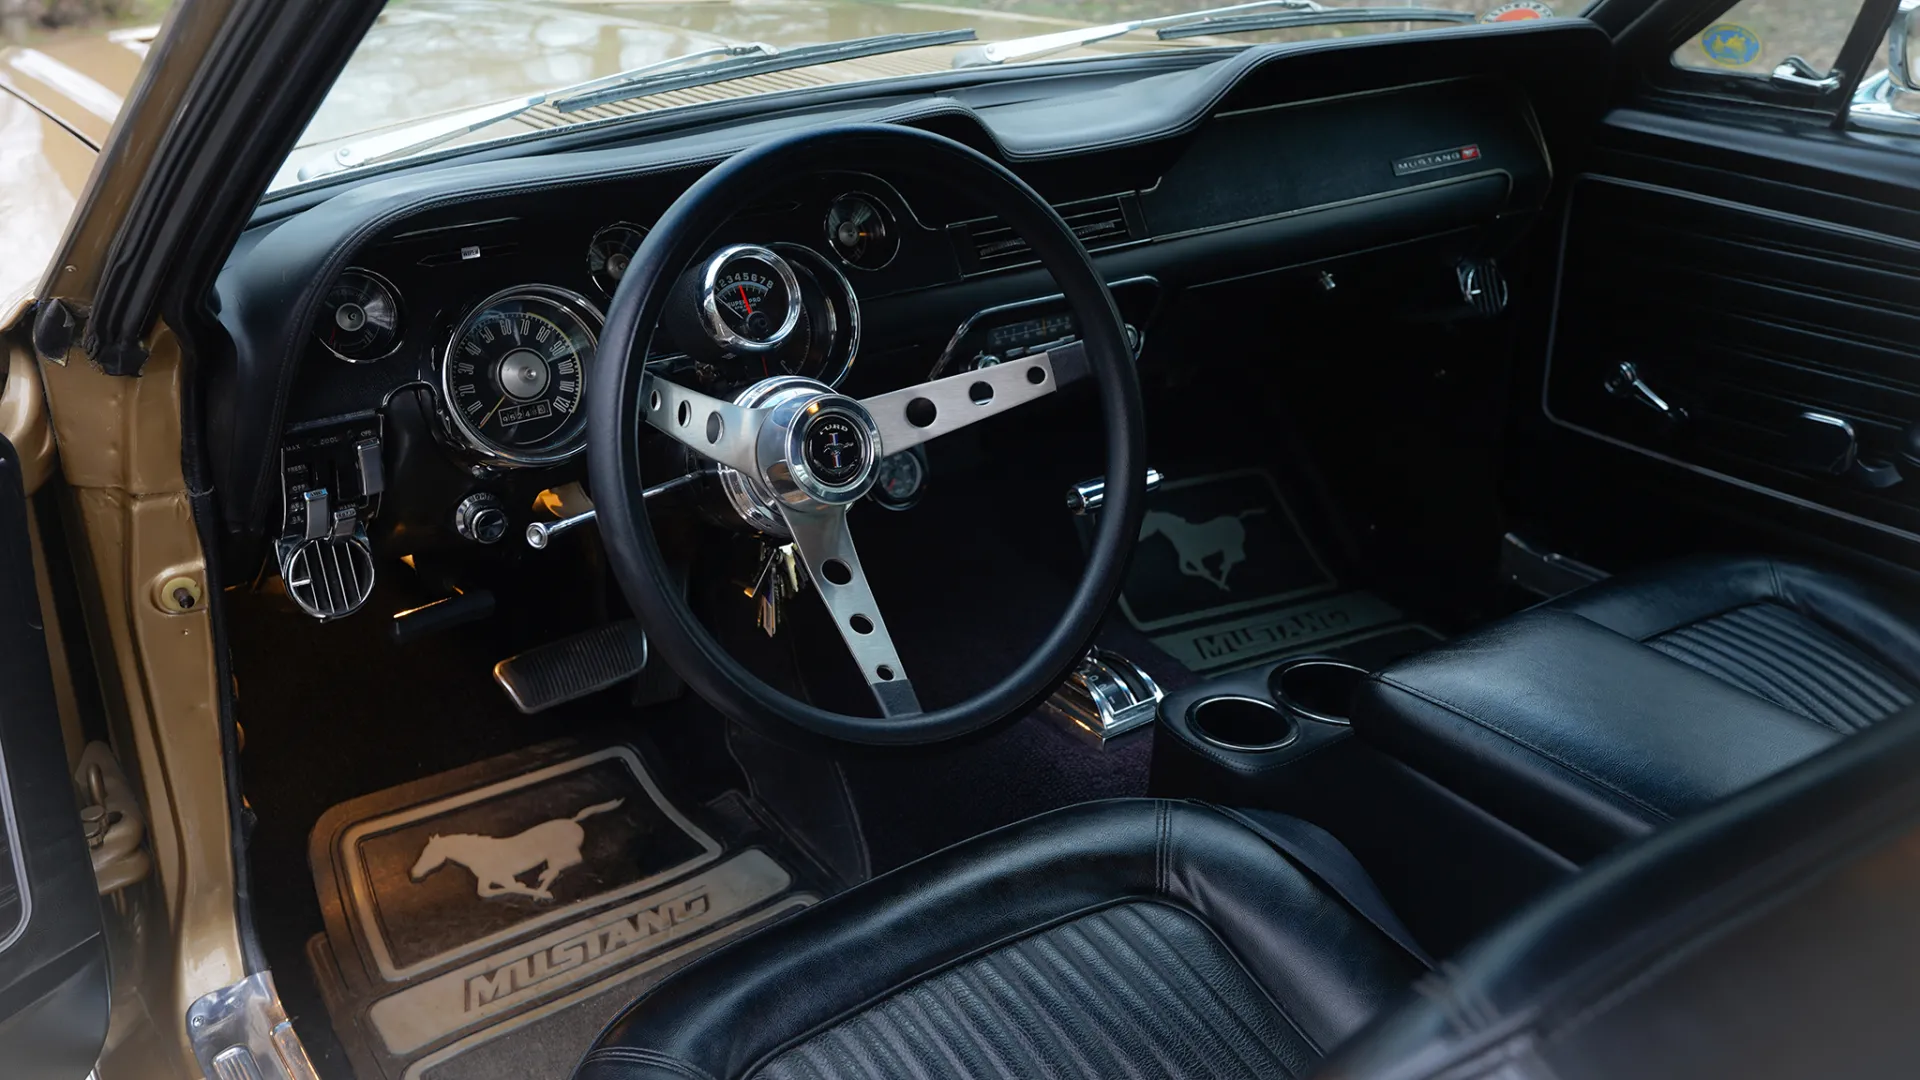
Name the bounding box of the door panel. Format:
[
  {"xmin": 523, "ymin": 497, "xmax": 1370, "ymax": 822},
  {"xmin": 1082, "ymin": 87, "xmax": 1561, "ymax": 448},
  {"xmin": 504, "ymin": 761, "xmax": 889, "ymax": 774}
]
[
  {"xmin": 0, "ymin": 435, "xmax": 108, "ymax": 1078},
  {"xmin": 1542, "ymin": 112, "xmax": 1920, "ymax": 552}
]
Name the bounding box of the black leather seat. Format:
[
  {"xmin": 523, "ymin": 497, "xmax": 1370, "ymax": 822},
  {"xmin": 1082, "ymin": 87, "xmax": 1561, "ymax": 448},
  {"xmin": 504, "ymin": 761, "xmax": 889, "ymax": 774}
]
[
  {"xmin": 578, "ymin": 709, "xmax": 1920, "ymax": 1079},
  {"xmin": 1352, "ymin": 554, "xmax": 1920, "ymax": 861},
  {"xmin": 576, "ymin": 800, "xmax": 1427, "ymax": 1080}
]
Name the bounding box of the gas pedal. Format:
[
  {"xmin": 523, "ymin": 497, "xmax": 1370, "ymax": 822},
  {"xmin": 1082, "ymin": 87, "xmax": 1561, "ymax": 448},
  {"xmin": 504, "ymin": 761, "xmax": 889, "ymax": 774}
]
[{"xmin": 493, "ymin": 620, "xmax": 648, "ymax": 715}]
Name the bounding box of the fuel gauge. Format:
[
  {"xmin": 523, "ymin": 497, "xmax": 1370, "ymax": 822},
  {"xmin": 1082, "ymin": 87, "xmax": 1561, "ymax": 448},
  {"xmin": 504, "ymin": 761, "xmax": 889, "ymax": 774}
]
[
  {"xmin": 315, "ymin": 269, "xmax": 402, "ymax": 363},
  {"xmin": 587, "ymin": 222, "xmax": 649, "ymax": 295},
  {"xmin": 824, "ymin": 192, "xmax": 899, "ymax": 270}
]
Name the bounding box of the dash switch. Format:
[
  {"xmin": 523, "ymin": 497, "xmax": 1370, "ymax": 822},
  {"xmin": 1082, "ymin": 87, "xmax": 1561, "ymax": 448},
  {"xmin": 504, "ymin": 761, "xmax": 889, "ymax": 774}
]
[
  {"xmin": 301, "ymin": 489, "xmax": 331, "ymax": 541},
  {"xmin": 354, "ymin": 438, "xmax": 386, "ymax": 498}
]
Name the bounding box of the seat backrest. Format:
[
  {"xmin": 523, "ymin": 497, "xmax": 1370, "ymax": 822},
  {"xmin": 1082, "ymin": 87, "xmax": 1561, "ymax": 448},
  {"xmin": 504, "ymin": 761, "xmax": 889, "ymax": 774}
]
[{"xmin": 1317, "ymin": 701, "xmax": 1920, "ymax": 1079}]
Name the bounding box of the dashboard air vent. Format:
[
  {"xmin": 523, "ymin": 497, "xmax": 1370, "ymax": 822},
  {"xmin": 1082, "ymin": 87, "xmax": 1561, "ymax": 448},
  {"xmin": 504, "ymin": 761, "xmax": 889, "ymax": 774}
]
[
  {"xmin": 281, "ymin": 534, "xmax": 375, "ymax": 621},
  {"xmin": 952, "ymin": 193, "xmax": 1142, "ymax": 274}
]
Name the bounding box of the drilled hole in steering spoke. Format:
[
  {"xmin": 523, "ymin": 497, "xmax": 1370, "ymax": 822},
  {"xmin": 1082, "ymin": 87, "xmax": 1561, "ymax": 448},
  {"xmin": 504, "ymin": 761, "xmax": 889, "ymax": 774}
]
[
  {"xmin": 849, "ymin": 614, "xmax": 874, "ymax": 635},
  {"xmin": 822, "ymin": 559, "xmax": 853, "ymax": 586},
  {"xmin": 876, "ymin": 665, "xmax": 896, "ymax": 681},
  {"xmin": 676, "ymin": 400, "xmax": 692, "ymax": 427},
  {"xmin": 968, "ymin": 381, "xmax": 994, "ymax": 406},
  {"xmin": 1026, "ymin": 365, "xmax": 1046, "ymax": 385},
  {"xmin": 649, "ymin": 389, "xmax": 662, "ymax": 412},
  {"xmin": 905, "ymin": 398, "xmax": 937, "ymax": 428},
  {"xmin": 706, "ymin": 412, "xmax": 724, "ymax": 444}
]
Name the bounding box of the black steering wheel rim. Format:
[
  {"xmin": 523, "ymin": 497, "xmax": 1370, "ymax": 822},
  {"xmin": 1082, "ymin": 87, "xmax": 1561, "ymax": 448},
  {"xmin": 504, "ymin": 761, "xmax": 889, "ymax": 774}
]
[{"xmin": 589, "ymin": 124, "xmax": 1145, "ymax": 745}]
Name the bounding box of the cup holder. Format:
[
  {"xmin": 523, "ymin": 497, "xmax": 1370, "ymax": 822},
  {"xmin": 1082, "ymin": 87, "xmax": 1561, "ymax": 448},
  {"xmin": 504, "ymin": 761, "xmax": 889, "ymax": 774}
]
[
  {"xmin": 1269, "ymin": 657, "xmax": 1369, "ymax": 726},
  {"xmin": 1186, "ymin": 695, "xmax": 1297, "ymax": 752}
]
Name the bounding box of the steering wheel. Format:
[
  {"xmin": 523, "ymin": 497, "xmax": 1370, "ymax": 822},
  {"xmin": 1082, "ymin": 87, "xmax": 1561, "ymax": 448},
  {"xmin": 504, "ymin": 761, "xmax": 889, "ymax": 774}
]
[{"xmin": 588, "ymin": 124, "xmax": 1145, "ymax": 745}]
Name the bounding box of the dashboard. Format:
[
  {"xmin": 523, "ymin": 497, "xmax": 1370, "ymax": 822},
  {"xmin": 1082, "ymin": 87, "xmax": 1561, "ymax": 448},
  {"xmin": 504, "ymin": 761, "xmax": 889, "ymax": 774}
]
[{"xmin": 205, "ymin": 21, "xmax": 1610, "ymax": 619}]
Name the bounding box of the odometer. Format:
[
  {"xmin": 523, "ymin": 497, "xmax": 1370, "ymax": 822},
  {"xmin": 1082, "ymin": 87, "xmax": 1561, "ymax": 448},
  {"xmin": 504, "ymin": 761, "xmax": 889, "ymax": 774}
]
[{"xmin": 442, "ymin": 286, "xmax": 601, "ymax": 466}]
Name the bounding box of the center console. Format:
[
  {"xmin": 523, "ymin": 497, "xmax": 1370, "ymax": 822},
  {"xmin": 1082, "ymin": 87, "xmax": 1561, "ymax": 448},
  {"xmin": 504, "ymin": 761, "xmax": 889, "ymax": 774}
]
[{"xmin": 1148, "ymin": 649, "xmax": 1578, "ymax": 957}]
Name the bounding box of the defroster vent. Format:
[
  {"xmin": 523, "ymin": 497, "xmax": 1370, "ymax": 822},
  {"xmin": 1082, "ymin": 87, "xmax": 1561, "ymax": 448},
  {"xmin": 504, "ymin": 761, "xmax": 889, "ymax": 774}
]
[{"xmin": 952, "ymin": 193, "xmax": 1143, "ymax": 274}]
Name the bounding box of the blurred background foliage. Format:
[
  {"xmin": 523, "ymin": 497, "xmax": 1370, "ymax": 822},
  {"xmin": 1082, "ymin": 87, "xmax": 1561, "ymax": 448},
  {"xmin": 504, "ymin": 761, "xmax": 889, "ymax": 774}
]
[{"xmin": 1, "ymin": 0, "xmax": 169, "ymax": 42}]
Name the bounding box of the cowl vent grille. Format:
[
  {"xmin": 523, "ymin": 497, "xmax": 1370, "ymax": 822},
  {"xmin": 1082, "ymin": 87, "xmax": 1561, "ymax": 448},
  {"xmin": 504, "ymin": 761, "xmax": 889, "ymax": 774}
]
[
  {"xmin": 282, "ymin": 535, "xmax": 375, "ymax": 621},
  {"xmin": 952, "ymin": 193, "xmax": 1142, "ymax": 274}
]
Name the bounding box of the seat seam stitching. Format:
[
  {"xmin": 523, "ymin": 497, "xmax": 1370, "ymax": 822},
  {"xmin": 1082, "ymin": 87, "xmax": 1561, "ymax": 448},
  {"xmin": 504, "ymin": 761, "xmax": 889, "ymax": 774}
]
[
  {"xmin": 584, "ymin": 1046, "xmax": 719, "ymax": 1080},
  {"xmin": 1375, "ymin": 676, "xmax": 1673, "ymax": 820}
]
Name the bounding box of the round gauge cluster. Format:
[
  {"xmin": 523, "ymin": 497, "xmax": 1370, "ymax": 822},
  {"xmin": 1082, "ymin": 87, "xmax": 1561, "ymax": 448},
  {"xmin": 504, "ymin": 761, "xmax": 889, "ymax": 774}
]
[
  {"xmin": 587, "ymin": 222, "xmax": 648, "ymax": 295},
  {"xmin": 315, "ymin": 269, "xmax": 403, "ymax": 363},
  {"xmin": 823, "ymin": 193, "xmax": 898, "ymax": 270},
  {"xmin": 667, "ymin": 243, "xmax": 859, "ymax": 391},
  {"xmin": 441, "ymin": 286, "xmax": 601, "ymax": 466}
]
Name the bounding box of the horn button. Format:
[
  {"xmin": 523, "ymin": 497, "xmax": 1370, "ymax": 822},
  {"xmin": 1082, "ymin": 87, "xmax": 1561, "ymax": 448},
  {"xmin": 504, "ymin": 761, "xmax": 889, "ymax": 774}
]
[{"xmin": 715, "ymin": 376, "xmax": 882, "ymax": 534}]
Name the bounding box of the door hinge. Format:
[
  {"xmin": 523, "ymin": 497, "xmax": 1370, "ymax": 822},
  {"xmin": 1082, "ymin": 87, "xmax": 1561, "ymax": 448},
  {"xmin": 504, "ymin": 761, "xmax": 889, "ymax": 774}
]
[{"xmin": 76, "ymin": 741, "xmax": 152, "ymax": 899}]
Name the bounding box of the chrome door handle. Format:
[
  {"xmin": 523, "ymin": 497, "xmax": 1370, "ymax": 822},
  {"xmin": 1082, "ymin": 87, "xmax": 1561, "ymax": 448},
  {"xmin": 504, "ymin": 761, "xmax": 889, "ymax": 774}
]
[{"xmin": 1772, "ymin": 56, "xmax": 1842, "ymax": 94}]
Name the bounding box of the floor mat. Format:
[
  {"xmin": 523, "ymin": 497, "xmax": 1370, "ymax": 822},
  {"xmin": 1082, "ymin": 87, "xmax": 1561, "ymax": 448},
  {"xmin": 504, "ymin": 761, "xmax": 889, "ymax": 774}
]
[
  {"xmin": 1120, "ymin": 469, "xmax": 1335, "ymax": 632},
  {"xmin": 307, "ymin": 739, "xmax": 821, "ymax": 1080},
  {"xmin": 1119, "ymin": 469, "xmax": 1438, "ymax": 674}
]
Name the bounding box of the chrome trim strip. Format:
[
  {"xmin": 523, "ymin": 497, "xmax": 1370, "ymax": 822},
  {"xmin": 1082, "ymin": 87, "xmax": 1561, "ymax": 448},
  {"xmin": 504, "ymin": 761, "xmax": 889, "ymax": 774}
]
[{"xmin": 0, "ymin": 734, "xmax": 32, "ymax": 954}]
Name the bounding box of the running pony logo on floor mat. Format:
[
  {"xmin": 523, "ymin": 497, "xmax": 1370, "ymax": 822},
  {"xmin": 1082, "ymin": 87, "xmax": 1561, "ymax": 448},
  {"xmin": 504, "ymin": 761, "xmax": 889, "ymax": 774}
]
[
  {"xmin": 1140, "ymin": 507, "xmax": 1267, "ymax": 591},
  {"xmin": 410, "ymin": 798, "xmax": 625, "ymax": 902}
]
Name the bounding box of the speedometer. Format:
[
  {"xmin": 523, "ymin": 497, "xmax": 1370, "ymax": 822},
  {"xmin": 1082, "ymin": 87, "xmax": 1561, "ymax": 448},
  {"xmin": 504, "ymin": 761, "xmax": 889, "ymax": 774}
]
[{"xmin": 441, "ymin": 286, "xmax": 601, "ymax": 466}]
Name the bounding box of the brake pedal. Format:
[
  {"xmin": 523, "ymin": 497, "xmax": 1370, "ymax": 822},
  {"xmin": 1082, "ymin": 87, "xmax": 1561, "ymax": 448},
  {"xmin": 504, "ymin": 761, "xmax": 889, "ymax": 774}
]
[{"xmin": 493, "ymin": 620, "xmax": 648, "ymax": 715}]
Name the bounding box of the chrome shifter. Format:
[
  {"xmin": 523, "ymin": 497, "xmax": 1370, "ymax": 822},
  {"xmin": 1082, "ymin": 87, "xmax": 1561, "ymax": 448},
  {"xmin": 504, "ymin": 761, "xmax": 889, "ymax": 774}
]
[{"xmin": 1040, "ymin": 648, "xmax": 1164, "ymax": 745}]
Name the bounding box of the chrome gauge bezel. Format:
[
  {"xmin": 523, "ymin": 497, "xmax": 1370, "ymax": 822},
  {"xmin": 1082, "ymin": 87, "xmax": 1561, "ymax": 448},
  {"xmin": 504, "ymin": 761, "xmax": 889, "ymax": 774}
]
[
  {"xmin": 439, "ymin": 284, "xmax": 604, "ymax": 468},
  {"xmin": 698, "ymin": 244, "xmax": 803, "ymax": 354},
  {"xmin": 822, "ymin": 190, "xmax": 901, "ymax": 271},
  {"xmin": 768, "ymin": 242, "xmax": 860, "ymax": 390},
  {"xmin": 316, "ymin": 267, "xmax": 405, "ymax": 364},
  {"xmin": 587, "ymin": 221, "xmax": 650, "ymax": 296}
]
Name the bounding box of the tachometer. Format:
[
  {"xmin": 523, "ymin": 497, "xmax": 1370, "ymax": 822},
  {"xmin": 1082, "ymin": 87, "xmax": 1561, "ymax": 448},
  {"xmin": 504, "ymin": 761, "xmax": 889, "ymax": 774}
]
[
  {"xmin": 441, "ymin": 286, "xmax": 600, "ymax": 466},
  {"xmin": 587, "ymin": 222, "xmax": 648, "ymax": 295},
  {"xmin": 696, "ymin": 245, "xmax": 802, "ymax": 353},
  {"xmin": 315, "ymin": 268, "xmax": 402, "ymax": 363}
]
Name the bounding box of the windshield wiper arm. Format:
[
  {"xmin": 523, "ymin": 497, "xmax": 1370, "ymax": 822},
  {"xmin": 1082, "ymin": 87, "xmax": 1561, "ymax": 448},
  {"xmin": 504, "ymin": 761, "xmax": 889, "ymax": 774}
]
[
  {"xmin": 298, "ymin": 30, "xmax": 975, "ymax": 182},
  {"xmin": 1156, "ymin": 7, "xmax": 1473, "ymax": 40},
  {"xmin": 952, "ymin": 0, "xmax": 1321, "ymax": 67},
  {"xmin": 551, "ymin": 29, "xmax": 977, "ymax": 112}
]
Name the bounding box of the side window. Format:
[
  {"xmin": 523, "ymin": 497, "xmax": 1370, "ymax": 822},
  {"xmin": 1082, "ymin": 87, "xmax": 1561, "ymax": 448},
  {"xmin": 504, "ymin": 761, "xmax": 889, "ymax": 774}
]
[{"xmin": 1670, "ymin": 0, "xmax": 1862, "ymax": 79}]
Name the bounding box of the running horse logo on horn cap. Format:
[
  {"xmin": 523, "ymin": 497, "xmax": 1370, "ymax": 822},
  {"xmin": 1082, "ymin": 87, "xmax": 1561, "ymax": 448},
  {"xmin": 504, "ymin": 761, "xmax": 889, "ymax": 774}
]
[
  {"xmin": 1140, "ymin": 508, "xmax": 1267, "ymax": 592},
  {"xmin": 409, "ymin": 798, "xmax": 624, "ymax": 902}
]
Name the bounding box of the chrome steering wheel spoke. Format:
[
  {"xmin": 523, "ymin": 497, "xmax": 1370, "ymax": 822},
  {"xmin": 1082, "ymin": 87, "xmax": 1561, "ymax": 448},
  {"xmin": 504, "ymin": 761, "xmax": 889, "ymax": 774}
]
[
  {"xmin": 779, "ymin": 505, "xmax": 921, "ymax": 718},
  {"xmin": 641, "ymin": 371, "xmax": 765, "ymax": 473},
  {"xmin": 862, "ymin": 342, "xmax": 1080, "ymax": 456}
]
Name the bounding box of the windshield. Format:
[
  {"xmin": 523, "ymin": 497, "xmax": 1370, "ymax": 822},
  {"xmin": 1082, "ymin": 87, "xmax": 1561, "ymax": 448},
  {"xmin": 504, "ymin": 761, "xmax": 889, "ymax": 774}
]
[{"xmin": 273, "ymin": 0, "xmax": 1560, "ymax": 193}]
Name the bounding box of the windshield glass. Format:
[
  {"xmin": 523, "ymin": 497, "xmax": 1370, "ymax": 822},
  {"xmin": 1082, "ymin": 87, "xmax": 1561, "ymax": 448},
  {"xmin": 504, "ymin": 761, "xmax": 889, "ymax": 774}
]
[{"xmin": 273, "ymin": 0, "xmax": 1560, "ymax": 194}]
